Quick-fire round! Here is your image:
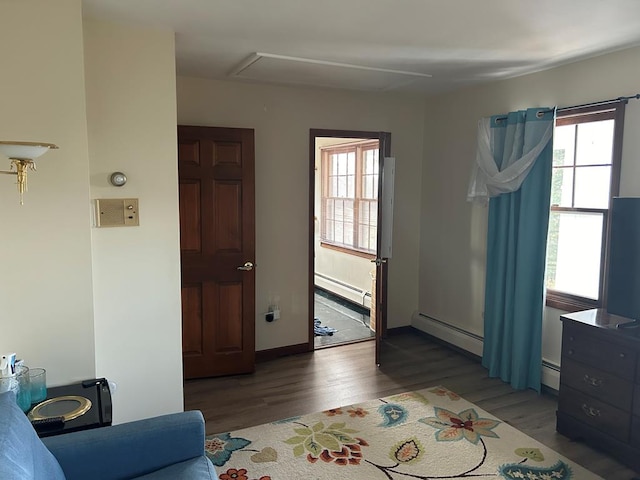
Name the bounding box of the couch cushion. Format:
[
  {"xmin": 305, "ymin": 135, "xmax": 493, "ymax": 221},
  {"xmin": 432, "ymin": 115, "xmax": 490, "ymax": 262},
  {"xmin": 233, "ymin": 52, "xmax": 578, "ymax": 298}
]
[
  {"xmin": 134, "ymin": 456, "xmax": 218, "ymax": 479},
  {"xmin": 0, "ymin": 391, "xmax": 66, "ymax": 480}
]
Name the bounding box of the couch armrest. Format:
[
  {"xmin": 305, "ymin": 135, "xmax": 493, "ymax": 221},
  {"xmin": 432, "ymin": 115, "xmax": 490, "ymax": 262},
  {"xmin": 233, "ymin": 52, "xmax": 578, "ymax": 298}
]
[{"xmin": 42, "ymin": 410, "xmax": 206, "ymax": 480}]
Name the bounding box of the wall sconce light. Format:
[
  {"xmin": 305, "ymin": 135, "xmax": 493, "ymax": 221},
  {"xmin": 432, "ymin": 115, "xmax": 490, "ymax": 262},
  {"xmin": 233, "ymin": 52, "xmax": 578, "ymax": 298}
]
[{"xmin": 0, "ymin": 141, "xmax": 58, "ymax": 205}]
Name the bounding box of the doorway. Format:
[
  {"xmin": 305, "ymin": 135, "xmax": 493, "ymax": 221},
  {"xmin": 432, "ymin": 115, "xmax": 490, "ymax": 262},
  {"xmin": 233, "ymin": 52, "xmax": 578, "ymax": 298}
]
[{"xmin": 308, "ymin": 129, "xmax": 391, "ymax": 361}]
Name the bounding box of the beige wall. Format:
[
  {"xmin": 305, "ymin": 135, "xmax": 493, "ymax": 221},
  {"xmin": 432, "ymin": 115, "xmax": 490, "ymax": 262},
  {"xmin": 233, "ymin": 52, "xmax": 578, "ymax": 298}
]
[
  {"xmin": 0, "ymin": 0, "xmax": 95, "ymax": 386},
  {"xmin": 0, "ymin": 1, "xmax": 182, "ymax": 424},
  {"xmin": 177, "ymin": 77, "xmax": 425, "ymax": 350},
  {"xmin": 84, "ymin": 20, "xmax": 183, "ymax": 423},
  {"xmin": 418, "ymin": 46, "xmax": 640, "ymax": 386}
]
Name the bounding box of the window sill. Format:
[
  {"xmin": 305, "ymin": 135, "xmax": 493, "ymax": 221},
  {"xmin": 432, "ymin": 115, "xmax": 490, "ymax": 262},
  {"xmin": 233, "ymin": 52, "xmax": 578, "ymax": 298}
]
[
  {"xmin": 320, "ymin": 242, "xmax": 375, "ymax": 259},
  {"xmin": 545, "ymin": 291, "xmax": 599, "ymax": 313}
]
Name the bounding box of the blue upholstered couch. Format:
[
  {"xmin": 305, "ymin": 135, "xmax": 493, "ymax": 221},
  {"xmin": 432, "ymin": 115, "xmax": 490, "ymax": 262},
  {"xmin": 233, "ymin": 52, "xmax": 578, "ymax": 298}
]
[{"xmin": 0, "ymin": 391, "xmax": 218, "ymax": 479}]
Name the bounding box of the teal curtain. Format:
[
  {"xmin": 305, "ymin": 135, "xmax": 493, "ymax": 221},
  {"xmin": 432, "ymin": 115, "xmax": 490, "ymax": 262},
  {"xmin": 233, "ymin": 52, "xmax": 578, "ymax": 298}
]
[{"xmin": 481, "ymin": 108, "xmax": 554, "ymax": 392}]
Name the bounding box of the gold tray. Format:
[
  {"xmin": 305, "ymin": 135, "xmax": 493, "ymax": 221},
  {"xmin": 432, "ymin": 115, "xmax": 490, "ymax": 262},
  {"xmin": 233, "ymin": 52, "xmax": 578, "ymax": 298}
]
[{"xmin": 28, "ymin": 395, "xmax": 92, "ymax": 422}]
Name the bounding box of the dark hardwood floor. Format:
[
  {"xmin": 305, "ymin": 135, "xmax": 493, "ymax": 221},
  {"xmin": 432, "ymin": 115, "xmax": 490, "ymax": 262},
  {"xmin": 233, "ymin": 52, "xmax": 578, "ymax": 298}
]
[{"xmin": 184, "ymin": 329, "xmax": 638, "ymax": 479}]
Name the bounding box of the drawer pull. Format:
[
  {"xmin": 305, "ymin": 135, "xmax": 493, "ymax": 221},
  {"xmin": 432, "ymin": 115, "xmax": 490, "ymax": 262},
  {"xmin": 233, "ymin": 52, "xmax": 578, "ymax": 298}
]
[
  {"xmin": 619, "ymin": 352, "xmax": 626, "ymax": 359},
  {"xmin": 569, "ymin": 336, "xmax": 574, "ymax": 342},
  {"xmin": 582, "ymin": 374, "xmax": 603, "ymax": 387},
  {"xmin": 581, "ymin": 404, "xmax": 601, "ymax": 418},
  {"xmin": 567, "ymin": 349, "xmax": 574, "ymax": 356}
]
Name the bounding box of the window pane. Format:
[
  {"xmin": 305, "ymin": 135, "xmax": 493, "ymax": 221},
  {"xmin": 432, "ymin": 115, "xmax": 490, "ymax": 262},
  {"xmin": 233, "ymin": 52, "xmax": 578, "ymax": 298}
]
[
  {"xmin": 362, "ymin": 175, "xmax": 371, "ymax": 199},
  {"xmin": 370, "ymin": 201, "xmax": 378, "ymax": 226},
  {"xmin": 337, "ymin": 176, "xmax": 347, "ymax": 197},
  {"xmin": 364, "ymin": 151, "xmax": 373, "ymax": 174},
  {"xmin": 330, "ymin": 177, "xmax": 337, "ymax": 197},
  {"xmin": 344, "ymin": 200, "xmax": 354, "ymax": 222},
  {"xmin": 344, "ymin": 221, "xmax": 353, "ymax": 245},
  {"xmin": 574, "ymin": 166, "xmax": 611, "ymax": 209},
  {"xmin": 338, "ymin": 153, "xmax": 347, "ymax": 175},
  {"xmin": 358, "ymin": 225, "xmax": 369, "ymax": 250},
  {"xmin": 576, "ymin": 120, "xmax": 614, "ymax": 166},
  {"xmin": 325, "ymin": 199, "xmax": 334, "ymax": 219},
  {"xmin": 553, "ymin": 124, "xmax": 576, "ymax": 166},
  {"xmin": 335, "ymin": 221, "xmax": 344, "ymax": 244},
  {"xmin": 347, "ymin": 176, "xmax": 355, "ymax": 198},
  {"xmin": 331, "ymin": 155, "xmax": 338, "ymax": 175},
  {"xmin": 550, "ymin": 167, "xmax": 573, "ymax": 207},
  {"xmin": 347, "ymin": 152, "xmax": 356, "ymax": 175},
  {"xmin": 545, "ymin": 211, "xmax": 603, "ymax": 300},
  {"xmin": 360, "ymin": 203, "xmax": 369, "ymax": 224},
  {"xmin": 324, "ymin": 219, "xmax": 334, "ymax": 241}
]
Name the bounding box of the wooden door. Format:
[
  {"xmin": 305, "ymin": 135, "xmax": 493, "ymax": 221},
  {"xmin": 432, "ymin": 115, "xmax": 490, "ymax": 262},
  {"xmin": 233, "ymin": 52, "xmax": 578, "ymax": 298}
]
[{"xmin": 178, "ymin": 125, "xmax": 256, "ymax": 379}]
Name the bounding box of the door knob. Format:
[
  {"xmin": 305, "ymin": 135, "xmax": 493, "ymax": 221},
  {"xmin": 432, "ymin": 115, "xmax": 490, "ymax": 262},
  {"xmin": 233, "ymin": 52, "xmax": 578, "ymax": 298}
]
[
  {"xmin": 371, "ymin": 258, "xmax": 387, "ymax": 266},
  {"xmin": 237, "ymin": 262, "xmax": 254, "ymax": 271}
]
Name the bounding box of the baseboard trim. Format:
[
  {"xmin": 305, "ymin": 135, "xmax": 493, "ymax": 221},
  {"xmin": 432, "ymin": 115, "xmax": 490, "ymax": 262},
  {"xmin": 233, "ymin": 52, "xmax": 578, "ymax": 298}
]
[
  {"xmin": 256, "ymin": 343, "xmax": 310, "ymax": 363},
  {"xmin": 386, "ymin": 325, "xmax": 416, "ymax": 337},
  {"xmin": 412, "ymin": 313, "xmax": 483, "ymax": 356},
  {"xmin": 412, "ymin": 312, "xmax": 560, "ymax": 391},
  {"xmin": 541, "ymin": 359, "xmax": 560, "ymax": 393}
]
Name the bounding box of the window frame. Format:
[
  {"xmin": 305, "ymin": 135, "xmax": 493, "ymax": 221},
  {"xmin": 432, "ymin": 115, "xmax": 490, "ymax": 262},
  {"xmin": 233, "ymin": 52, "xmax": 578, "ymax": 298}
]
[
  {"xmin": 320, "ymin": 139, "xmax": 380, "ymax": 257},
  {"xmin": 545, "ymin": 102, "xmax": 626, "ymax": 312}
]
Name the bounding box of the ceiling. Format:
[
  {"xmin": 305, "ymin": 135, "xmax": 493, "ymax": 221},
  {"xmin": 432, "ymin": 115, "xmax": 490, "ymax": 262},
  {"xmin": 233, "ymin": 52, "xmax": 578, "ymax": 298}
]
[{"xmin": 82, "ymin": 0, "xmax": 640, "ymax": 95}]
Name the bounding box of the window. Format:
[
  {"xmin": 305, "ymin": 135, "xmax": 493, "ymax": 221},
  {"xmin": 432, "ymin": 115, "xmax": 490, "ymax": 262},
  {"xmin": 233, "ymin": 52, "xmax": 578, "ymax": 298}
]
[
  {"xmin": 321, "ymin": 140, "xmax": 379, "ymax": 255},
  {"xmin": 545, "ymin": 103, "xmax": 625, "ymax": 312}
]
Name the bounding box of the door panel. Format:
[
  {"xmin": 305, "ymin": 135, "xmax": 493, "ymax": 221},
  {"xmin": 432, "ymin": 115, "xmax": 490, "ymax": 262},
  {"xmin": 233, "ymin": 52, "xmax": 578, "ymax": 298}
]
[
  {"xmin": 181, "ymin": 285, "xmax": 203, "ymax": 355},
  {"xmin": 179, "ymin": 126, "xmax": 255, "ymax": 379},
  {"xmin": 215, "ymin": 282, "xmax": 244, "ymax": 351},
  {"xmin": 215, "ymin": 182, "xmax": 242, "ymax": 250},
  {"xmin": 179, "ymin": 181, "xmax": 202, "ymax": 252}
]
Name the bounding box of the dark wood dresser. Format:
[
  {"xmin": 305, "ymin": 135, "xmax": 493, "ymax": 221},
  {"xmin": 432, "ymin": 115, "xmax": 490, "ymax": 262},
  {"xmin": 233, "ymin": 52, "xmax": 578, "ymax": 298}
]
[{"xmin": 558, "ymin": 308, "xmax": 640, "ymax": 471}]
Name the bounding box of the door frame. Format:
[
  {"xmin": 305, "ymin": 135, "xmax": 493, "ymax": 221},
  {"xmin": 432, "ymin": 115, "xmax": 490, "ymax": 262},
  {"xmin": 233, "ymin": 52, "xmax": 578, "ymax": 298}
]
[{"xmin": 308, "ymin": 128, "xmax": 391, "ymax": 355}]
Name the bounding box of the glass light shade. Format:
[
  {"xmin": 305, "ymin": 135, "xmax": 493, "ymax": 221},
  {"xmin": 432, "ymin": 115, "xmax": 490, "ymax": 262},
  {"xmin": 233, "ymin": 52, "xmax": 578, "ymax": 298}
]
[{"xmin": 0, "ymin": 141, "xmax": 58, "ymax": 160}]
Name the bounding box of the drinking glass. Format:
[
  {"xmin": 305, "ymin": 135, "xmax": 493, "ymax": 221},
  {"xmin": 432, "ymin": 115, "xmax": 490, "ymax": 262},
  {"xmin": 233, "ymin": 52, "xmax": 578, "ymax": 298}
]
[
  {"xmin": 15, "ymin": 365, "xmax": 31, "ymax": 412},
  {"xmin": 29, "ymin": 368, "xmax": 47, "ymax": 404}
]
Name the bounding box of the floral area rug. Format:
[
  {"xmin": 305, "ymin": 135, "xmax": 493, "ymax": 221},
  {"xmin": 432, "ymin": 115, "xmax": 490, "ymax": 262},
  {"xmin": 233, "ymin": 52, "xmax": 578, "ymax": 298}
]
[{"xmin": 205, "ymin": 386, "xmax": 601, "ymax": 480}]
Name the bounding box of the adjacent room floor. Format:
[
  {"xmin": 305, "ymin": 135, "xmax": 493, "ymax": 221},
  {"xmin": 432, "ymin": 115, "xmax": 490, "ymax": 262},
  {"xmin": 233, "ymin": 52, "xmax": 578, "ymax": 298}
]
[{"xmin": 313, "ymin": 288, "xmax": 374, "ymax": 349}]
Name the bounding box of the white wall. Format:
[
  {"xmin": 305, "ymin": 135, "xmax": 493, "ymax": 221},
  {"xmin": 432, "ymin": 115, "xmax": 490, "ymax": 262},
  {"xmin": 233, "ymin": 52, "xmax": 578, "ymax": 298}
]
[
  {"xmin": 177, "ymin": 77, "xmax": 425, "ymax": 350},
  {"xmin": 84, "ymin": 19, "xmax": 183, "ymax": 423},
  {"xmin": 0, "ymin": 0, "xmax": 95, "ymax": 386},
  {"xmin": 418, "ymin": 46, "xmax": 640, "ymax": 386}
]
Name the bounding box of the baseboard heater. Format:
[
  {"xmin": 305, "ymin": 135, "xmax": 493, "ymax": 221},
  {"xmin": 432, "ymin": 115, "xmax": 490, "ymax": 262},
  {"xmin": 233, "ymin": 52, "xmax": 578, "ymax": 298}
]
[
  {"xmin": 314, "ymin": 273, "xmax": 371, "ymax": 309},
  {"xmin": 412, "ymin": 312, "xmax": 560, "ymax": 391}
]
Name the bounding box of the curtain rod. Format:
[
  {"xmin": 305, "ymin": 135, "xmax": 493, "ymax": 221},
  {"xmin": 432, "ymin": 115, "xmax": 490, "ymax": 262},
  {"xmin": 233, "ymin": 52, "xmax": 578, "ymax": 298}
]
[{"xmin": 494, "ymin": 93, "xmax": 640, "ymax": 121}]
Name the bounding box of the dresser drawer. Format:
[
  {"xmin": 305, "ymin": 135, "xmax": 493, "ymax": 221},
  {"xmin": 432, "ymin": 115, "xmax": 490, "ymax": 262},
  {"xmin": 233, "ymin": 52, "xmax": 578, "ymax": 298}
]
[
  {"xmin": 632, "ymin": 416, "xmax": 640, "ymax": 448},
  {"xmin": 563, "ymin": 324, "xmax": 636, "ymax": 380},
  {"xmin": 558, "ymin": 385, "xmax": 630, "ymax": 442},
  {"xmin": 560, "ymin": 357, "xmax": 633, "ymax": 411},
  {"xmin": 633, "ymin": 384, "xmax": 640, "ymax": 417}
]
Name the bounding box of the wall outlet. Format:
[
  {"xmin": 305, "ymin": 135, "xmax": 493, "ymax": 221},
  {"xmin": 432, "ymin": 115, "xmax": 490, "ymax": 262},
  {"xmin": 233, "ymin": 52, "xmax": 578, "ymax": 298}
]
[{"xmin": 265, "ymin": 305, "xmax": 280, "ymax": 322}]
